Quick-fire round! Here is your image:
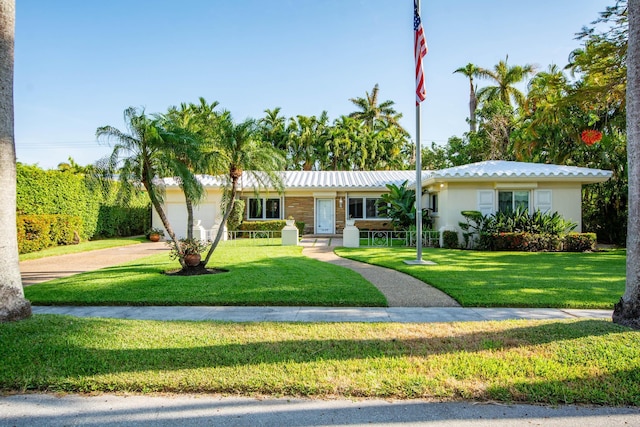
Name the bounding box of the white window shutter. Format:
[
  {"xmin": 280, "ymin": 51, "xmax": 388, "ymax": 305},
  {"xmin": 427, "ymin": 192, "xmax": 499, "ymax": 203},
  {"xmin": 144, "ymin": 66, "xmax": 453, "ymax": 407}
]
[
  {"xmin": 477, "ymin": 190, "xmax": 495, "ymax": 216},
  {"xmin": 534, "ymin": 190, "xmax": 552, "ymax": 213}
]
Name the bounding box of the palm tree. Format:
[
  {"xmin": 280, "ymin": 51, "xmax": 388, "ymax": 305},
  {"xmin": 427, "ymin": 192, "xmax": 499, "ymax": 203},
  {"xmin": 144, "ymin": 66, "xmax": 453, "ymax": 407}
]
[
  {"xmin": 476, "ymin": 56, "xmax": 536, "ymax": 111},
  {"xmin": 287, "ymin": 113, "xmax": 330, "ymax": 170},
  {"xmin": 613, "ymin": 0, "xmax": 640, "ymax": 329},
  {"xmin": 202, "ymin": 114, "xmax": 285, "ymax": 266},
  {"xmin": 349, "ymin": 83, "xmax": 405, "ymax": 133},
  {"xmin": 162, "ymin": 99, "xmax": 221, "ymax": 239},
  {"xmin": 0, "ymin": 0, "xmax": 31, "ymax": 322},
  {"xmin": 453, "ymin": 63, "xmax": 481, "ymax": 132},
  {"xmin": 96, "ymin": 107, "xmax": 201, "ymax": 269}
]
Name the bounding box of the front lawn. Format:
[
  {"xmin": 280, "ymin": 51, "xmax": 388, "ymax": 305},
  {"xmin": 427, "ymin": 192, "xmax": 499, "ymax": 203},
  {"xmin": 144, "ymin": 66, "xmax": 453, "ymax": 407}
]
[
  {"xmin": 25, "ymin": 242, "xmax": 387, "ymax": 307},
  {"xmin": 1, "ymin": 315, "xmax": 638, "ymax": 405},
  {"xmin": 335, "ymin": 247, "xmax": 626, "ymax": 309}
]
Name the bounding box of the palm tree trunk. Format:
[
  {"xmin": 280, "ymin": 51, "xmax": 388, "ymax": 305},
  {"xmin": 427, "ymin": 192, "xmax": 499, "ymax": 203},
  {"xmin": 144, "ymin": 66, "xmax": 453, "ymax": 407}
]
[
  {"xmin": 185, "ymin": 196, "xmax": 193, "ymax": 240},
  {"xmin": 202, "ymin": 179, "xmax": 238, "ymax": 266},
  {"xmin": 613, "ymin": 0, "xmax": 640, "ymax": 329},
  {"xmin": 0, "ymin": 0, "xmax": 31, "ymax": 322},
  {"xmin": 469, "ymin": 79, "xmax": 477, "ymax": 133},
  {"xmin": 145, "ymin": 182, "xmax": 187, "ymax": 269}
]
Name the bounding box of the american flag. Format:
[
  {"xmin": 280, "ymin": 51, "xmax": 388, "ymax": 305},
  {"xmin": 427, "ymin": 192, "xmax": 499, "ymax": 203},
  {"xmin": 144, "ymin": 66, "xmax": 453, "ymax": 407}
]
[{"xmin": 414, "ymin": 0, "xmax": 428, "ymax": 104}]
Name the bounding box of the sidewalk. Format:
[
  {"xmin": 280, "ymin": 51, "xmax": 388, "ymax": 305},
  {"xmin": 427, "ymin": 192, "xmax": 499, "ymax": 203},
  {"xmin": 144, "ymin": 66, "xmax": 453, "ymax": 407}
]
[{"xmin": 31, "ymin": 305, "xmax": 613, "ymax": 323}]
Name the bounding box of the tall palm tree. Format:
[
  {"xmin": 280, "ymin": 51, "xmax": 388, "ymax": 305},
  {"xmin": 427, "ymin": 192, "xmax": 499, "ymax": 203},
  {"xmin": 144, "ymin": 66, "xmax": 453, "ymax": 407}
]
[
  {"xmin": 287, "ymin": 113, "xmax": 330, "ymax": 171},
  {"xmin": 97, "ymin": 107, "xmax": 201, "ymax": 269},
  {"xmin": 476, "ymin": 56, "xmax": 536, "ymax": 111},
  {"xmin": 613, "ymin": 0, "xmax": 640, "ymax": 329},
  {"xmin": 0, "ymin": 0, "xmax": 31, "ymax": 322},
  {"xmin": 202, "ymin": 114, "xmax": 285, "ymax": 266},
  {"xmin": 453, "ymin": 63, "xmax": 481, "ymax": 132},
  {"xmin": 349, "ymin": 83, "xmax": 405, "ymax": 133}
]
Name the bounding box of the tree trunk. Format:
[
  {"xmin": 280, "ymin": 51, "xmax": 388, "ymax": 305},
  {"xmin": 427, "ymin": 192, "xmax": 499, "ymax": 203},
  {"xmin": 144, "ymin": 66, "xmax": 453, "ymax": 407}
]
[
  {"xmin": 185, "ymin": 196, "xmax": 193, "ymax": 240},
  {"xmin": 202, "ymin": 178, "xmax": 238, "ymax": 267},
  {"xmin": 0, "ymin": 0, "xmax": 31, "ymax": 322},
  {"xmin": 469, "ymin": 79, "xmax": 477, "ymax": 133},
  {"xmin": 145, "ymin": 182, "xmax": 186, "ymax": 269},
  {"xmin": 613, "ymin": 0, "xmax": 640, "ymax": 329}
]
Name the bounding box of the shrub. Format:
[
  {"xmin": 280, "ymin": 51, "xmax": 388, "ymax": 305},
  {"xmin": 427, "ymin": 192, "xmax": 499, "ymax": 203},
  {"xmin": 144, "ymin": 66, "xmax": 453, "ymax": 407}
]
[
  {"xmin": 239, "ymin": 220, "xmax": 306, "ymax": 237},
  {"xmin": 17, "ymin": 214, "xmax": 82, "ymax": 254},
  {"xmin": 226, "ymin": 200, "xmax": 245, "ymax": 231},
  {"xmin": 565, "ymin": 233, "xmax": 597, "ymax": 252},
  {"xmin": 442, "ymin": 230, "xmax": 459, "ymax": 249}
]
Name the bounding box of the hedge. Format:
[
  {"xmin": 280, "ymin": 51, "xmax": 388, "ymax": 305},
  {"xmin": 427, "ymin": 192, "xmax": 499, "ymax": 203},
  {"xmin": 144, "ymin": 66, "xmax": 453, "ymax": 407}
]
[
  {"xmin": 479, "ymin": 232, "xmax": 597, "ymax": 252},
  {"xmin": 17, "ymin": 163, "xmax": 150, "ymax": 244},
  {"xmin": 239, "ymin": 220, "xmax": 306, "ymax": 236},
  {"xmin": 17, "ymin": 214, "xmax": 83, "ymax": 254},
  {"xmin": 442, "ymin": 230, "xmax": 459, "ymax": 249}
]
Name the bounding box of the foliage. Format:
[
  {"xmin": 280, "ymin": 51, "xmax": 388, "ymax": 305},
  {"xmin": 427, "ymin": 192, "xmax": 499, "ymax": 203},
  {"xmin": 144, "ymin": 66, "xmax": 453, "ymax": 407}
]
[
  {"xmin": 169, "ymin": 238, "xmax": 209, "ymax": 259},
  {"xmin": 336, "ymin": 247, "xmax": 626, "ymax": 309},
  {"xmin": 146, "ymin": 227, "xmax": 164, "ymax": 237},
  {"xmin": 377, "ymin": 180, "xmax": 432, "ymax": 230},
  {"xmin": 442, "ymin": 230, "xmax": 459, "ymax": 249},
  {"xmin": 16, "ymin": 163, "xmax": 150, "ymax": 241},
  {"xmin": 239, "ymin": 219, "xmax": 305, "ymax": 236},
  {"xmin": 565, "ymin": 232, "xmax": 598, "ymax": 252},
  {"xmin": 489, "ymin": 232, "xmax": 563, "ymax": 252},
  {"xmin": 225, "ymin": 199, "xmax": 245, "ymax": 231},
  {"xmin": 16, "ymin": 214, "xmax": 84, "ymax": 254}
]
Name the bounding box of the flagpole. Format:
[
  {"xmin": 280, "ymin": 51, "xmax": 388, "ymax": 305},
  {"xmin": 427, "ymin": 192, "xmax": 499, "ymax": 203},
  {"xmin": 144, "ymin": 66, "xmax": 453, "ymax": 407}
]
[
  {"xmin": 405, "ymin": 0, "xmax": 430, "ymax": 265},
  {"xmin": 415, "ymin": 95, "xmax": 423, "ymax": 262}
]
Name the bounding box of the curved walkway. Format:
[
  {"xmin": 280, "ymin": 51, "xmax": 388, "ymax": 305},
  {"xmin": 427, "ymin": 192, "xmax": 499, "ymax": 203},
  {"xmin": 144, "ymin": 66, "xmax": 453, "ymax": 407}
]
[{"xmin": 300, "ymin": 237, "xmax": 459, "ymax": 307}]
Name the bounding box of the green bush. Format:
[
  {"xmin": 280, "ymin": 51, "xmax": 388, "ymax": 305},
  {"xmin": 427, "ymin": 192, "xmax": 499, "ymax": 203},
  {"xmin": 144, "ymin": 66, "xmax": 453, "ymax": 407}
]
[
  {"xmin": 564, "ymin": 233, "xmax": 597, "ymax": 252},
  {"xmin": 17, "ymin": 163, "xmax": 150, "ymax": 242},
  {"xmin": 226, "ymin": 200, "xmax": 245, "ymax": 231},
  {"xmin": 239, "ymin": 220, "xmax": 306, "ymax": 236},
  {"xmin": 442, "ymin": 230, "xmax": 459, "ymax": 249},
  {"xmin": 17, "ymin": 214, "xmax": 82, "ymax": 254},
  {"xmin": 490, "ymin": 232, "xmax": 560, "ymax": 252}
]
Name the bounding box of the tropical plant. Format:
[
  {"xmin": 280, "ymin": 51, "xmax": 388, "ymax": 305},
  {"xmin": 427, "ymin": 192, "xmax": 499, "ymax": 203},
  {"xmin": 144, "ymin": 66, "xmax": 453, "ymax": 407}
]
[
  {"xmin": 96, "ymin": 107, "xmax": 200, "ymax": 269},
  {"xmin": 0, "ymin": 0, "xmax": 31, "ymax": 321},
  {"xmin": 476, "ymin": 56, "xmax": 536, "ymax": 111},
  {"xmin": 169, "ymin": 238, "xmax": 209, "ymax": 259},
  {"xmin": 348, "ymin": 83, "xmax": 406, "ymax": 134},
  {"xmin": 377, "ymin": 181, "xmax": 431, "ymax": 230},
  {"xmin": 453, "ymin": 63, "xmax": 481, "ymax": 132},
  {"xmin": 201, "ymin": 114, "xmax": 286, "ymax": 266}
]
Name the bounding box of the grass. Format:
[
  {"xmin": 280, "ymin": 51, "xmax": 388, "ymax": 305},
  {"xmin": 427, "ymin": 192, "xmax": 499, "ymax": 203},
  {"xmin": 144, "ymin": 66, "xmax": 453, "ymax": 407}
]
[
  {"xmin": 0, "ymin": 315, "xmax": 638, "ymax": 405},
  {"xmin": 19, "ymin": 236, "xmax": 148, "ymax": 261},
  {"xmin": 335, "ymin": 247, "xmax": 626, "ymax": 309},
  {"xmin": 24, "ymin": 242, "xmax": 387, "ymax": 307}
]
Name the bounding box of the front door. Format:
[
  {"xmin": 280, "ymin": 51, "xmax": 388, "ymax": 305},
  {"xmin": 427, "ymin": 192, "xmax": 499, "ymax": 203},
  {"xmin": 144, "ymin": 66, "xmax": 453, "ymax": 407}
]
[{"xmin": 315, "ymin": 199, "xmax": 335, "ymax": 234}]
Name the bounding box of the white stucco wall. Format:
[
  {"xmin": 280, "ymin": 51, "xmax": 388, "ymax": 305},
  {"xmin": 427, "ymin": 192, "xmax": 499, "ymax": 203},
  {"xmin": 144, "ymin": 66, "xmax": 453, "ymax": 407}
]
[
  {"xmin": 427, "ymin": 181, "xmax": 585, "ymax": 240},
  {"xmin": 151, "ymin": 188, "xmax": 224, "ymax": 240}
]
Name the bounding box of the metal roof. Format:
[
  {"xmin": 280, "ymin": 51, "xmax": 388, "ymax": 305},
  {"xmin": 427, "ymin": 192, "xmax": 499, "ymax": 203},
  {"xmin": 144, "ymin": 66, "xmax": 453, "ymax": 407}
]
[
  {"xmin": 430, "ymin": 161, "xmax": 612, "ymax": 181},
  {"xmin": 161, "ymin": 170, "xmax": 430, "ymax": 190},
  {"xmin": 158, "ymin": 161, "xmax": 612, "ymax": 190}
]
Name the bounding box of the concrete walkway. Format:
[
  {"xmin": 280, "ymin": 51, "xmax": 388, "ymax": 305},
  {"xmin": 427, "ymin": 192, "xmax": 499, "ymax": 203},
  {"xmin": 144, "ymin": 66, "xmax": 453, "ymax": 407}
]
[{"xmin": 301, "ymin": 236, "xmax": 459, "ymax": 307}]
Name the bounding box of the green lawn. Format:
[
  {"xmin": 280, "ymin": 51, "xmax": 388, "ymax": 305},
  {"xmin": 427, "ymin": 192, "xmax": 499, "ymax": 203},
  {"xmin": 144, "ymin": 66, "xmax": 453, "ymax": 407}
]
[
  {"xmin": 335, "ymin": 247, "xmax": 626, "ymax": 309},
  {"xmin": 19, "ymin": 236, "xmax": 148, "ymax": 261},
  {"xmin": 1, "ymin": 315, "xmax": 638, "ymax": 405},
  {"xmin": 25, "ymin": 242, "xmax": 387, "ymax": 307}
]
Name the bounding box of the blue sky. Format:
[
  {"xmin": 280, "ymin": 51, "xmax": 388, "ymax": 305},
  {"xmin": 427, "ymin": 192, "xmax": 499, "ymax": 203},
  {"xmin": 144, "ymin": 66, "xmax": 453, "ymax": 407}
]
[{"xmin": 15, "ymin": 0, "xmax": 611, "ymax": 169}]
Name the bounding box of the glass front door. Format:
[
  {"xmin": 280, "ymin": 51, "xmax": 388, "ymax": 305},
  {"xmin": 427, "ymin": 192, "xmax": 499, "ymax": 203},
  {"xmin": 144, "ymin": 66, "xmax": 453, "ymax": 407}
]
[{"xmin": 315, "ymin": 199, "xmax": 335, "ymax": 234}]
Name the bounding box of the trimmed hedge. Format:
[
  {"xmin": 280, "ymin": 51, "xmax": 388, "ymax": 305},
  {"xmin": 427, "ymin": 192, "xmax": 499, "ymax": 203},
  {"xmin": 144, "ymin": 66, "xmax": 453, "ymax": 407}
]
[
  {"xmin": 239, "ymin": 220, "xmax": 306, "ymax": 236},
  {"xmin": 17, "ymin": 163, "xmax": 150, "ymax": 244},
  {"xmin": 17, "ymin": 214, "xmax": 82, "ymax": 254},
  {"xmin": 565, "ymin": 232, "xmax": 597, "ymax": 252},
  {"xmin": 442, "ymin": 230, "xmax": 459, "ymax": 249},
  {"xmin": 479, "ymin": 232, "xmax": 597, "ymax": 252}
]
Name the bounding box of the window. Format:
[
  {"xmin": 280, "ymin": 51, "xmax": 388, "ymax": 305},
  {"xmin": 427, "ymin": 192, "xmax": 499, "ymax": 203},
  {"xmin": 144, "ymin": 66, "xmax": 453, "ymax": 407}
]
[
  {"xmin": 430, "ymin": 194, "xmax": 438, "ymax": 214},
  {"xmin": 248, "ymin": 198, "xmax": 281, "ymax": 220},
  {"xmin": 498, "ymin": 191, "xmax": 529, "ymax": 213},
  {"xmin": 348, "ymin": 197, "xmax": 386, "ymax": 219}
]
